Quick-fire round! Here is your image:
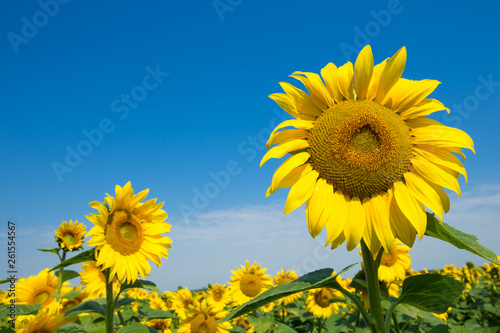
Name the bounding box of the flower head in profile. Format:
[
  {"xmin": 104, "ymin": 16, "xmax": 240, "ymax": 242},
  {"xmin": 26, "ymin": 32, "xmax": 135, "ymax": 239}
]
[
  {"xmin": 86, "ymin": 181, "xmax": 172, "ymax": 283},
  {"xmin": 80, "ymin": 261, "xmax": 121, "ymax": 298},
  {"xmin": 376, "ymin": 239, "xmax": 411, "ymax": 283},
  {"xmin": 55, "ymin": 220, "xmax": 86, "ymax": 251},
  {"xmin": 16, "ymin": 308, "xmax": 76, "ymax": 333},
  {"xmin": 228, "ymin": 260, "xmax": 272, "ymax": 306},
  {"xmin": 262, "ymin": 45, "xmax": 474, "ymax": 253}
]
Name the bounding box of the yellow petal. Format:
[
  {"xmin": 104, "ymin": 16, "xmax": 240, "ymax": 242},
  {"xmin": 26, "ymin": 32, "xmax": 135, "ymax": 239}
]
[
  {"xmin": 411, "ymin": 155, "xmax": 461, "ymax": 196},
  {"xmin": 423, "ymin": 177, "xmax": 451, "ymax": 213},
  {"xmin": 366, "ymin": 193, "xmax": 394, "ymax": 253},
  {"xmin": 325, "ymin": 190, "xmax": 348, "ymax": 246},
  {"xmin": 269, "ymin": 93, "xmax": 313, "ymax": 120},
  {"xmin": 280, "ymin": 82, "xmax": 322, "ymax": 116},
  {"xmin": 284, "ymin": 169, "xmax": 319, "ymax": 214},
  {"xmin": 337, "ymin": 62, "xmax": 354, "ymax": 100},
  {"xmin": 266, "ymin": 128, "xmax": 309, "ymax": 150},
  {"xmin": 413, "ymin": 146, "xmax": 467, "ymax": 183},
  {"xmin": 269, "ymin": 152, "xmax": 311, "ymax": 194},
  {"xmin": 321, "ymin": 62, "xmax": 344, "ymax": 103},
  {"xmin": 400, "ymin": 99, "xmax": 449, "ymax": 120},
  {"xmin": 387, "ymin": 188, "xmax": 417, "ymax": 247},
  {"xmin": 330, "ymin": 231, "xmax": 346, "ymax": 250},
  {"xmin": 366, "ymin": 58, "xmax": 388, "ymax": 100},
  {"xmin": 267, "ymin": 163, "xmax": 313, "ymax": 196},
  {"xmin": 344, "ymin": 196, "xmax": 366, "ymax": 251},
  {"xmin": 393, "ymin": 181, "xmax": 427, "ymax": 240},
  {"xmin": 261, "ymin": 139, "xmax": 309, "ymax": 166},
  {"xmin": 410, "ymin": 125, "xmax": 475, "ymax": 154},
  {"xmin": 306, "ymin": 178, "xmax": 329, "ymax": 238},
  {"xmin": 376, "ymin": 46, "xmax": 407, "ymax": 103},
  {"xmin": 354, "ymin": 45, "xmax": 374, "ymax": 100},
  {"xmin": 290, "ymin": 71, "xmax": 334, "ymax": 109},
  {"xmin": 404, "ymin": 172, "xmax": 444, "ymax": 221},
  {"xmin": 383, "ymin": 79, "xmax": 441, "ymax": 112}
]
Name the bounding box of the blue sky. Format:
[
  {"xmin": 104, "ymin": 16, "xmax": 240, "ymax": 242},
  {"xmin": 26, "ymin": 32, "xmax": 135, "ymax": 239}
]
[{"xmin": 1, "ymin": 1, "xmax": 500, "ymax": 292}]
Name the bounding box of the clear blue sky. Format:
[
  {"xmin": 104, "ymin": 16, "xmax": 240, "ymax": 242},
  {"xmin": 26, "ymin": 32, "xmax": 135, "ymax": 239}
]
[{"xmin": 1, "ymin": 1, "xmax": 499, "ymax": 292}]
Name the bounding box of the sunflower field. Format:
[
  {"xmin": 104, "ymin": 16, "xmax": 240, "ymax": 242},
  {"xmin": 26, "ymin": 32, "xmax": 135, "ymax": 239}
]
[{"xmin": 2, "ymin": 46, "xmax": 499, "ymax": 333}]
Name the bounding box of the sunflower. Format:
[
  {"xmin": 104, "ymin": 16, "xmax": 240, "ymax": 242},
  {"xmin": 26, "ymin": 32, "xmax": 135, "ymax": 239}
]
[
  {"xmin": 15, "ymin": 308, "xmax": 76, "ymax": 333},
  {"xmin": 272, "ymin": 269, "xmax": 301, "ymax": 305},
  {"xmin": 232, "ymin": 315, "xmax": 254, "ymax": 333},
  {"xmin": 80, "ymin": 261, "xmax": 121, "ymax": 298},
  {"xmin": 16, "ymin": 268, "xmax": 71, "ymax": 308},
  {"xmin": 377, "ymin": 240, "xmax": 411, "ymax": 283},
  {"xmin": 172, "ymin": 288, "xmax": 198, "ymax": 320},
  {"xmin": 261, "ymin": 45, "xmax": 474, "ymax": 253},
  {"xmin": 86, "ymin": 181, "xmax": 172, "ymax": 283},
  {"xmin": 206, "ymin": 283, "xmax": 231, "ymax": 310},
  {"xmin": 47, "ymin": 285, "xmax": 90, "ymax": 315},
  {"xmin": 55, "ymin": 220, "xmax": 86, "ymax": 251},
  {"xmin": 178, "ymin": 300, "xmax": 232, "ymax": 333},
  {"xmin": 145, "ymin": 318, "xmax": 173, "ymax": 333},
  {"xmin": 305, "ymin": 287, "xmax": 343, "ymax": 318},
  {"xmin": 228, "ymin": 260, "xmax": 272, "ymax": 306}
]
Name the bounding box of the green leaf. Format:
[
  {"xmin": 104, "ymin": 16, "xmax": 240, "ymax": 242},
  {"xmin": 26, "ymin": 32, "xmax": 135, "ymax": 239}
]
[
  {"xmin": 141, "ymin": 308, "xmax": 178, "ymax": 319},
  {"xmin": 0, "ymin": 278, "xmax": 16, "ymax": 285},
  {"xmin": 54, "ymin": 323, "xmax": 87, "ymax": 333},
  {"xmin": 0, "ymin": 304, "xmax": 40, "ymax": 317},
  {"xmin": 397, "ymin": 274, "xmax": 464, "ymax": 313},
  {"xmin": 120, "ymin": 280, "xmax": 161, "ymax": 295},
  {"xmin": 218, "ymin": 265, "xmax": 357, "ymax": 323},
  {"xmin": 430, "ymin": 325, "xmax": 450, "ymax": 333},
  {"xmin": 61, "ymin": 270, "xmax": 80, "ymax": 282},
  {"xmin": 117, "ymin": 322, "xmax": 150, "ymax": 333},
  {"xmin": 37, "ymin": 248, "xmax": 60, "ymax": 254},
  {"xmin": 425, "ymin": 213, "xmax": 499, "ymax": 264},
  {"xmin": 116, "ymin": 297, "xmax": 136, "ymax": 308},
  {"xmin": 50, "ymin": 248, "xmax": 96, "ymax": 271},
  {"xmin": 273, "ymin": 322, "xmax": 298, "ymax": 333},
  {"xmin": 247, "ymin": 314, "xmax": 274, "ymax": 333},
  {"xmin": 65, "ymin": 299, "xmax": 106, "ymax": 317}
]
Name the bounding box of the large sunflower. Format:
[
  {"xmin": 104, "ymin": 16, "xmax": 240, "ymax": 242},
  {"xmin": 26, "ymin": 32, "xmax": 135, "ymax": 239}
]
[
  {"xmin": 55, "ymin": 220, "xmax": 86, "ymax": 251},
  {"xmin": 228, "ymin": 260, "xmax": 272, "ymax": 306},
  {"xmin": 261, "ymin": 45, "xmax": 474, "ymax": 253},
  {"xmin": 86, "ymin": 181, "xmax": 172, "ymax": 283}
]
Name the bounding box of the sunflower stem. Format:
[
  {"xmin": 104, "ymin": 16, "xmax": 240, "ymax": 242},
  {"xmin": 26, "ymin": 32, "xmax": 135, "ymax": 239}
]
[
  {"xmin": 361, "ymin": 239, "xmax": 385, "ymax": 333},
  {"xmin": 104, "ymin": 268, "xmax": 115, "ymax": 333},
  {"xmin": 336, "ymin": 284, "xmax": 373, "ymax": 329},
  {"xmin": 56, "ymin": 250, "xmax": 67, "ymax": 295}
]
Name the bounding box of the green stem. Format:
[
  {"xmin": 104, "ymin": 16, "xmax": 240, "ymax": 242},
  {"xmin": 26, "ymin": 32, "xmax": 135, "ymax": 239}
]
[
  {"xmin": 118, "ymin": 311, "xmax": 126, "ymax": 326},
  {"xmin": 104, "ymin": 269, "xmax": 115, "ymax": 333},
  {"xmin": 392, "ymin": 312, "xmax": 401, "ymax": 333},
  {"xmin": 361, "ymin": 239, "xmax": 385, "ymax": 333},
  {"xmin": 336, "ymin": 284, "xmax": 374, "ymax": 330},
  {"xmin": 57, "ymin": 250, "xmax": 67, "ymax": 295},
  {"xmin": 317, "ymin": 317, "xmax": 322, "ymax": 333}
]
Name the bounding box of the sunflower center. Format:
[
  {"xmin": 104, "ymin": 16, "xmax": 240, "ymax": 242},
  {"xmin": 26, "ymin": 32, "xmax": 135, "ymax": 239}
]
[
  {"xmin": 213, "ymin": 291, "xmax": 223, "ymax": 302},
  {"xmin": 308, "ymin": 100, "xmax": 412, "ymax": 198},
  {"xmin": 62, "ymin": 233, "xmax": 77, "ymax": 246},
  {"xmin": 105, "ymin": 210, "xmax": 144, "ymax": 256},
  {"xmin": 191, "ymin": 313, "xmax": 217, "ymax": 333},
  {"xmin": 381, "ymin": 250, "xmax": 398, "ymax": 267},
  {"xmin": 240, "ymin": 273, "xmax": 262, "ymax": 297},
  {"xmin": 32, "ymin": 290, "xmax": 52, "ymax": 306},
  {"xmin": 314, "ymin": 288, "xmax": 333, "ymax": 308}
]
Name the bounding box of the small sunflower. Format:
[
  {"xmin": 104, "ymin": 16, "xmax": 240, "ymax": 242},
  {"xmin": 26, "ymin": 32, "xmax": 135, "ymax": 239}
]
[
  {"xmin": 15, "ymin": 308, "xmax": 76, "ymax": 333},
  {"xmin": 261, "ymin": 45, "xmax": 474, "ymax": 253},
  {"xmin": 80, "ymin": 261, "xmax": 121, "ymax": 298},
  {"xmin": 172, "ymin": 288, "xmax": 198, "ymax": 320},
  {"xmin": 232, "ymin": 315, "xmax": 254, "ymax": 333},
  {"xmin": 55, "ymin": 220, "xmax": 86, "ymax": 251},
  {"xmin": 145, "ymin": 318, "xmax": 173, "ymax": 333},
  {"xmin": 47, "ymin": 285, "xmax": 90, "ymax": 315},
  {"xmin": 306, "ymin": 287, "xmax": 343, "ymax": 318},
  {"xmin": 86, "ymin": 181, "xmax": 173, "ymax": 283},
  {"xmin": 206, "ymin": 283, "xmax": 231, "ymax": 310},
  {"xmin": 228, "ymin": 260, "xmax": 272, "ymax": 306},
  {"xmin": 178, "ymin": 300, "xmax": 232, "ymax": 333},
  {"xmin": 273, "ymin": 269, "xmax": 301, "ymax": 305},
  {"xmin": 16, "ymin": 268, "xmax": 71, "ymax": 308}
]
